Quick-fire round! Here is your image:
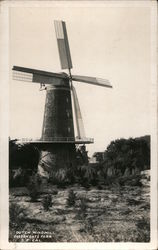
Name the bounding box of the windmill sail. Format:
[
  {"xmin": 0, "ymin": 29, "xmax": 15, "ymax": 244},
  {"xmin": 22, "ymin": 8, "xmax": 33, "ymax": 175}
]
[
  {"xmin": 71, "ymin": 85, "xmax": 85, "ymax": 139},
  {"xmin": 12, "ymin": 66, "xmax": 68, "ymax": 84},
  {"xmin": 12, "ymin": 20, "xmax": 112, "ymax": 146},
  {"xmin": 54, "ymin": 20, "xmax": 72, "ymax": 70},
  {"xmin": 72, "ymin": 75, "xmax": 112, "ymax": 88}
]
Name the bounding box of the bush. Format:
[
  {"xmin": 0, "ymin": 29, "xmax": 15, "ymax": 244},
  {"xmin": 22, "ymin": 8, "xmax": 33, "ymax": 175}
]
[
  {"xmin": 9, "ymin": 203, "xmax": 27, "ymax": 229},
  {"xmin": 136, "ymin": 217, "xmax": 150, "ymax": 231},
  {"xmin": 52, "ymin": 189, "xmax": 58, "ymax": 195},
  {"xmin": 42, "ymin": 194, "xmax": 52, "ymax": 211},
  {"xmin": 27, "ymin": 173, "xmax": 41, "ymax": 201},
  {"xmin": 78, "ymin": 197, "xmax": 87, "ymax": 218},
  {"xmin": 84, "ymin": 217, "xmax": 95, "ymax": 234},
  {"xmin": 77, "ymin": 164, "xmax": 97, "ymax": 186},
  {"xmin": 67, "ymin": 189, "xmax": 76, "ymax": 206},
  {"xmin": 118, "ymin": 175, "xmax": 142, "ymax": 186},
  {"xmin": 9, "ymin": 140, "xmax": 40, "ymax": 172},
  {"xmin": 66, "ymin": 165, "xmax": 76, "ymax": 184},
  {"xmin": 9, "ymin": 168, "xmax": 32, "ymax": 187},
  {"xmin": 49, "ymin": 169, "xmax": 68, "ymax": 187}
]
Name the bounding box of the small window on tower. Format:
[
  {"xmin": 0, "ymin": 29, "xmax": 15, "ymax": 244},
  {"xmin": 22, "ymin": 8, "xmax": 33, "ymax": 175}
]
[
  {"xmin": 68, "ymin": 127, "xmax": 71, "ymax": 133},
  {"xmin": 66, "ymin": 97, "xmax": 69, "ymax": 103},
  {"xmin": 67, "ymin": 111, "xmax": 70, "ymax": 117}
]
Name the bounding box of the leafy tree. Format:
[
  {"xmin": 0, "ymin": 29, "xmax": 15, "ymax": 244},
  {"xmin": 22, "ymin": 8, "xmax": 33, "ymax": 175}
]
[
  {"xmin": 9, "ymin": 138, "xmax": 40, "ymax": 187},
  {"xmin": 93, "ymin": 152, "xmax": 104, "ymax": 163},
  {"xmin": 76, "ymin": 145, "xmax": 89, "ymax": 166},
  {"xmin": 9, "ymin": 139, "xmax": 40, "ymax": 170},
  {"xmin": 102, "ymin": 136, "xmax": 150, "ymax": 176}
]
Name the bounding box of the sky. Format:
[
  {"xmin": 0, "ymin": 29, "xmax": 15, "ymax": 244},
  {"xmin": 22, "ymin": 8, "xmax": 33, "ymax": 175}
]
[{"xmin": 9, "ymin": 3, "xmax": 151, "ymax": 156}]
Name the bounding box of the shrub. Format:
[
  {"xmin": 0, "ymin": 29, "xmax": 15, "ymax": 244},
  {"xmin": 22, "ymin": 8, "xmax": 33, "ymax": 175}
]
[
  {"xmin": 78, "ymin": 197, "xmax": 87, "ymax": 218},
  {"xmin": 9, "ymin": 203, "xmax": 27, "ymax": 229},
  {"xmin": 52, "ymin": 189, "xmax": 58, "ymax": 195},
  {"xmin": 79, "ymin": 218, "xmax": 95, "ymax": 234},
  {"xmin": 136, "ymin": 217, "xmax": 150, "ymax": 231},
  {"xmin": 84, "ymin": 217, "xmax": 95, "ymax": 234},
  {"xmin": 27, "ymin": 173, "xmax": 41, "ymax": 201},
  {"xmin": 9, "ymin": 140, "xmax": 40, "ymax": 171},
  {"xmin": 97, "ymin": 184, "xmax": 103, "ymax": 190},
  {"xmin": 42, "ymin": 194, "xmax": 52, "ymax": 211},
  {"xmin": 77, "ymin": 164, "xmax": 97, "ymax": 186},
  {"xmin": 49, "ymin": 169, "xmax": 68, "ymax": 187},
  {"xmin": 127, "ymin": 198, "xmax": 141, "ymax": 206},
  {"xmin": 66, "ymin": 164, "xmax": 76, "ymax": 184},
  {"xmin": 67, "ymin": 189, "xmax": 76, "ymax": 206}
]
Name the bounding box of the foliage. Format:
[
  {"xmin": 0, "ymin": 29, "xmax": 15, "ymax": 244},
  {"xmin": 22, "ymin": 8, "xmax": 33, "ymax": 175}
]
[
  {"xmin": 9, "ymin": 136, "xmax": 150, "ymax": 188},
  {"xmin": 74, "ymin": 136, "xmax": 150, "ymax": 187},
  {"xmin": 84, "ymin": 217, "xmax": 95, "ymax": 234},
  {"xmin": 76, "ymin": 145, "xmax": 89, "ymax": 166},
  {"xmin": 9, "ymin": 139, "xmax": 40, "ymax": 170},
  {"xmin": 27, "ymin": 173, "xmax": 41, "ymax": 201},
  {"xmin": 9, "ymin": 138, "xmax": 40, "ymax": 187},
  {"xmin": 136, "ymin": 216, "xmax": 150, "ymax": 231},
  {"xmin": 9, "ymin": 183, "xmax": 150, "ymax": 242},
  {"xmin": 93, "ymin": 227, "xmax": 150, "ymax": 242},
  {"xmin": 9, "ymin": 168, "xmax": 34, "ymax": 188},
  {"xmin": 49, "ymin": 168, "xmax": 68, "ymax": 187},
  {"xmin": 42, "ymin": 194, "xmax": 52, "ymax": 211},
  {"xmin": 119, "ymin": 175, "xmax": 142, "ymax": 186},
  {"xmin": 93, "ymin": 152, "xmax": 104, "ymax": 163},
  {"xmin": 66, "ymin": 164, "xmax": 76, "ymax": 184},
  {"xmin": 9, "ymin": 203, "xmax": 27, "ymax": 228},
  {"xmin": 67, "ymin": 189, "xmax": 77, "ymax": 206},
  {"xmin": 102, "ymin": 136, "xmax": 150, "ymax": 176},
  {"xmin": 76, "ymin": 164, "xmax": 98, "ymax": 186},
  {"xmin": 49, "ymin": 164, "xmax": 98, "ymax": 187},
  {"xmin": 52, "ymin": 189, "xmax": 58, "ymax": 195},
  {"xmin": 78, "ymin": 197, "xmax": 88, "ymax": 218}
]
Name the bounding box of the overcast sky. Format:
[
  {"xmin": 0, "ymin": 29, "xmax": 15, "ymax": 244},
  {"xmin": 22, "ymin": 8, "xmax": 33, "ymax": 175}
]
[{"xmin": 10, "ymin": 3, "xmax": 151, "ymax": 156}]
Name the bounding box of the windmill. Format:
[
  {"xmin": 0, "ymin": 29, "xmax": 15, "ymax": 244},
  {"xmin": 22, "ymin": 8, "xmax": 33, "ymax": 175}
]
[{"xmin": 12, "ymin": 20, "xmax": 112, "ymax": 172}]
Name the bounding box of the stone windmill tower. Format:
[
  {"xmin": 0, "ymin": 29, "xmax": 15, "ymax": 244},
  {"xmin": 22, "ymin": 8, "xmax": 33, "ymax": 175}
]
[{"xmin": 12, "ymin": 20, "xmax": 112, "ymax": 171}]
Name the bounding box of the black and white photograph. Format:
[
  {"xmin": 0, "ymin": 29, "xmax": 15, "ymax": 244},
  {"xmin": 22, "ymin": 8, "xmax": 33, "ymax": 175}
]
[{"xmin": 0, "ymin": 0, "xmax": 157, "ymax": 249}]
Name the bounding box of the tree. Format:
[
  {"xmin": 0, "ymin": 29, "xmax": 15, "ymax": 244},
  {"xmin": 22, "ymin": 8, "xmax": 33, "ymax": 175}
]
[
  {"xmin": 9, "ymin": 138, "xmax": 40, "ymax": 187},
  {"xmin": 102, "ymin": 136, "xmax": 150, "ymax": 176}
]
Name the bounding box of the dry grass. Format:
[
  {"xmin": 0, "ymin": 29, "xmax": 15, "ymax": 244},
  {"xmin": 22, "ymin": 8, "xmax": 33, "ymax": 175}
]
[{"xmin": 9, "ymin": 184, "xmax": 150, "ymax": 242}]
